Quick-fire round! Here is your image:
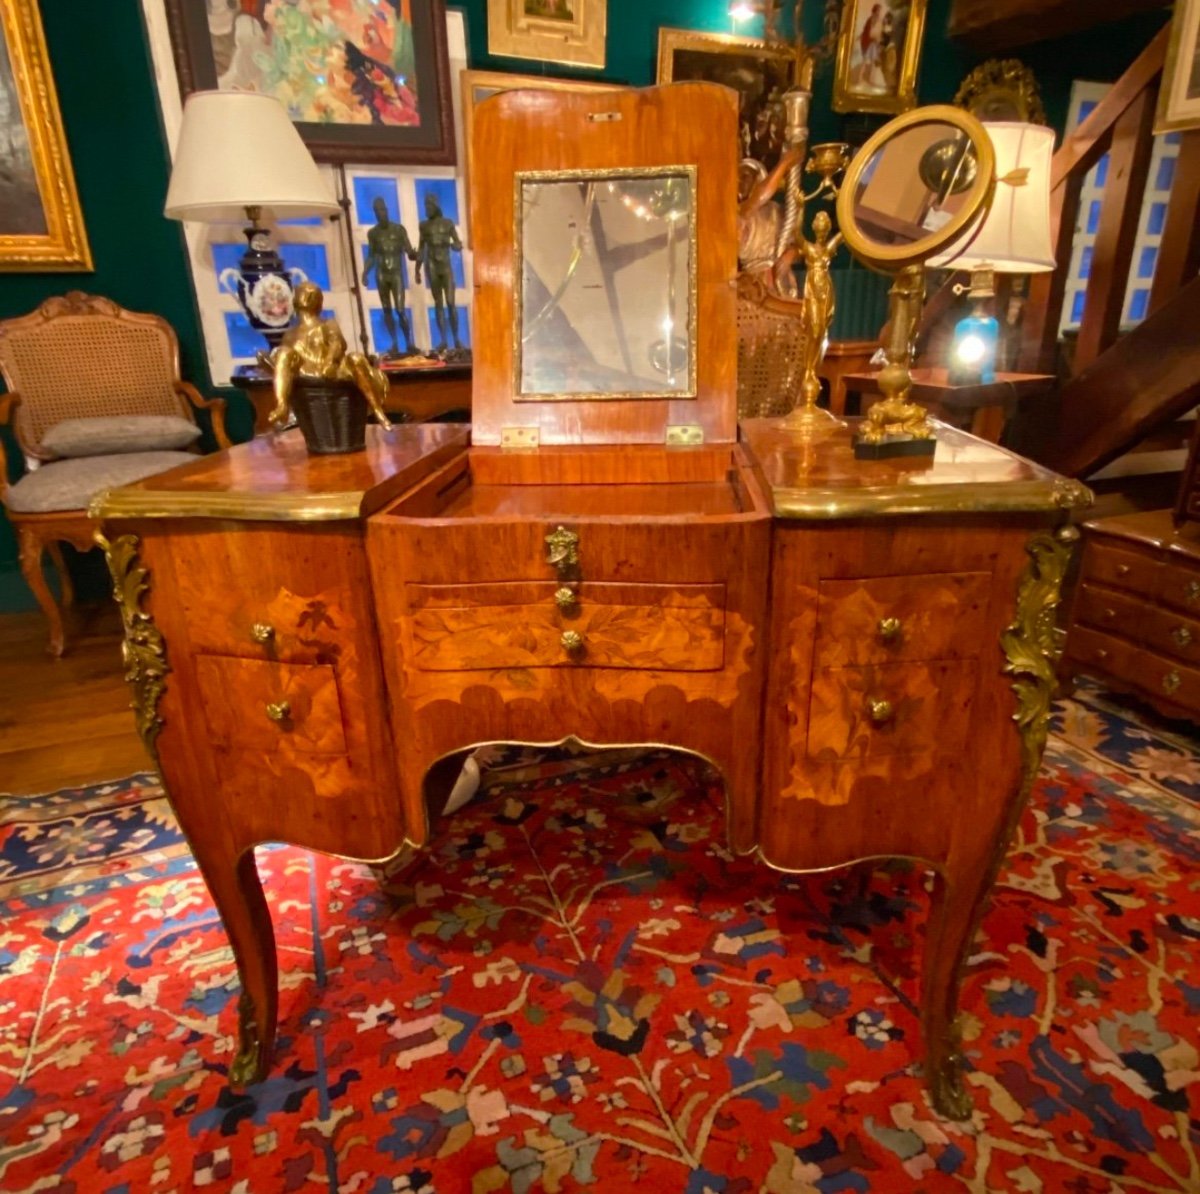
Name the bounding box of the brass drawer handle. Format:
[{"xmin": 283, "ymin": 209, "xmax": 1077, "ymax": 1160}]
[
  {"xmin": 866, "ymin": 697, "xmax": 894, "ymax": 726},
  {"xmin": 877, "ymin": 617, "xmax": 903, "ymax": 644},
  {"xmin": 266, "ymin": 701, "xmax": 292, "ymax": 723},
  {"xmin": 1173, "ymin": 625, "xmax": 1193, "ymax": 648},
  {"xmin": 251, "ymin": 623, "xmax": 276, "ymax": 644},
  {"xmin": 1102, "ymin": 608, "xmax": 1115, "ymax": 621},
  {"xmin": 1096, "ymin": 649, "xmax": 1109, "ymax": 661},
  {"xmin": 561, "ymin": 630, "xmax": 585, "ymax": 655},
  {"xmin": 1116, "ymin": 564, "xmax": 1131, "ymax": 577},
  {"xmin": 545, "ymin": 526, "xmax": 580, "ymax": 578},
  {"xmin": 1163, "ymin": 671, "xmax": 1182, "ymax": 695},
  {"xmin": 1187, "ymin": 580, "xmax": 1200, "ymax": 605},
  {"xmin": 554, "ymin": 587, "xmax": 578, "ymax": 612}
]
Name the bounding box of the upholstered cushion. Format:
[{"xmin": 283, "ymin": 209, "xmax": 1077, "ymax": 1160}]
[
  {"xmin": 41, "ymin": 415, "xmax": 200, "ymax": 458},
  {"xmin": 5, "ymin": 452, "xmax": 196, "ymax": 513}
]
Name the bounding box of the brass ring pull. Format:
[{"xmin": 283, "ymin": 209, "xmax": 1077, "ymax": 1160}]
[
  {"xmin": 877, "ymin": 617, "xmax": 903, "ymax": 644},
  {"xmin": 866, "ymin": 697, "xmax": 894, "ymax": 726},
  {"xmin": 561, "ymin": 630, "xmax": 585, "ymax": 655},
  {"xmin": 1163, "ymin": 671, "xmax": 1182, "ymax": 695},
  {"xmin": 1173, "ymin": 625, "xmax": 1193, "ymax": 648},
  {"xmin": 251, "ymin": 623, "xmax": 276, "ymax": 644},
  {"xmin": 266, "ymin": 701, "xmax": 292, "ymax": 723},
  {"xmin": 554, "ymin": 587, "xmax": 579, "ymax": 612}
]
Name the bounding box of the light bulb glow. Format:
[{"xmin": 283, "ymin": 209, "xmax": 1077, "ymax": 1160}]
[
  {"xmin": 729, "ymin": 2, "xmax": 757, "ymax": 19},
  {"xmin": 954, "ymin": 334, "xmax": 987, "ymax": 366}
]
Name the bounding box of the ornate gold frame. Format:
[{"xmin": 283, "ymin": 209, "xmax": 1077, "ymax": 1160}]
[
  {"xmin": 0, "ymin": 0, "xmax": 91, "ymax": 272},
  {"xmin": 954, "ymin": 58, "xmax": 1047, "ymax": 125},
  {"xmin": 486, "ymin": 0, "xmax": 607, "ymax": 70},
  {"xmin": 832, "ymin": 0, "xmax": 928, "ymax": 116},
  {"xmin": 835, "ymin": 104, "xmax": 996, "ymax": 272},
  {"xmin": 513, "ymin": 165, "xmax": 699, "ymax": 403},
  {"xmin": 1155, "ymin": 0, "xmax": 1200, "ymax": 134}
]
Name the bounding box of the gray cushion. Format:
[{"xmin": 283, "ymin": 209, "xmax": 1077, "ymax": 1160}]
[
  {"xmin": 5, "ymin": 452, "xmax": 197, "ymax": 513},
  {"xmin": 41, "ymin": 415, "xmax": 201, "ymax": 458}
]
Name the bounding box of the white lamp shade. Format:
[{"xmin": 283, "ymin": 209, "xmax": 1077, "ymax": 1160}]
[
  {"xmin": 928, "ymin": 122, "xmax": 1056, "ymax": 273},
  {"xmin": 164, "ymin": 91, "xmax": 338, "ymax": 223}
]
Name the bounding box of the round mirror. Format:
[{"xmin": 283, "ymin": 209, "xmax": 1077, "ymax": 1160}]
[{"xmin": 836, "ymin": 105, "xmax": 996, "ymax": 270}]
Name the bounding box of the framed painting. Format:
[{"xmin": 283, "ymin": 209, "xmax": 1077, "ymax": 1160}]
[
  {"xmin": 832, "ymin": 0, "xmax": 927, "ymax": 115},
  {"xmin": 0, "ymin": 0, "xmax": 91, "ymax": 271},
  {"xmin": 657, "ymin": 29, "xmax": 799, "ymax": 163},
  {"xmin": 486, "ymin": 0, "xmax": 606, "ymax": 70},
  {"xmin": 164, "ymin": 0, "xmax": 456, "ymax": 165},
  {"xmin": 1156, "ymin": 0, "xmax": 1200, "ymax": 134}
]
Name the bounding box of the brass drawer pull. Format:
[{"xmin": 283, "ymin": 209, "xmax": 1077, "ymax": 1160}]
[
  {"xmin": 877, "ymin": 617, "xmax": 903, "ymax": 644},
  {"xmin": 866, "ymin": 697, "xmax": 894, "ymax": 726},
  {"xmin": 1116, "ymin": 564, "xmax": 1131, "ymax": 578},
  {"xmin": 561, "ymin": 630, "xmax": 585, "ymax": 655},
  {"xmin": 1163, "ymin": 671, "xmax": 1182, "ymax": 695},
  {"xmin": 1095, "ymin": 649, "xmax": 1109, "ymax": 661},
  {"xmin": 554, "ymin": 587, "xmax": 578, "ymax": 612},
  {"xmin": 1187, "ymin": 580, "xmax": 1200, "ymax": 605},
  {"xmin": 1102, "ymin": 608, "xmax": 1115, "ymax": 621},
  {"xmin": 1173, "ymin": 625, "xmax": 1193, "ymax": 648},
  {"xmin": 251, "ymin": 623, "xmax": 276, "ymax": 644},
  {"xmin": 266, "ymin": 701, "xmax": 292, "ymax": 723},
  {"xmin": 545, "ymin": 526, "xmax": 580, "ymax": 578}
]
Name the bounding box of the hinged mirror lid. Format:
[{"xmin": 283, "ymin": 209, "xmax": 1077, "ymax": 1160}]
[{"xmin": 470, "ymin": 83, "xmax": 739, "ymax": 447}]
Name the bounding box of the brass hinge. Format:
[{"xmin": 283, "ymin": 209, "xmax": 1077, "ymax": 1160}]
[
  {"xmin": 501, "ymin": 427, "xmax": 540, "ymax": 449},
  {"xmin": 666, "ymin": 424, "xmax": 704, "ymax": 446}
]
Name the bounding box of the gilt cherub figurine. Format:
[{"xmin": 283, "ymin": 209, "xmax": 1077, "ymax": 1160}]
[{"xmin": 265, "ymin": 282, "xmax": 392, "ymax": 431}]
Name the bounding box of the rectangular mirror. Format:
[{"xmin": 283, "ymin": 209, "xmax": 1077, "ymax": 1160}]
[{"xmin": 516, "ymin": 167, "xmax": 697, "ymax": 401}]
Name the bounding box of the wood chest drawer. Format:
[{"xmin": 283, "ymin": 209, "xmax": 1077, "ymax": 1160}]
[
  {"xmin": 1158, "ymin": 560, "xmax": 1200, "ymax": 617},
  {"xmin": 1072, "ymin": 623, "xmax": 1200, "ymax": 707},
  {"xmin": 195, "ymin": 656, "xmax": 348, "ymax": 756},
  {"xmin": 1067, "ymin": 624, "xmax": 1138, "ymax": 678},
  {"xmin": 1072, "ymin": 583, "xmax": 1143, "ymax": 641},
  {"xmin": 405, "ymin": 581, "xmax": 726, "ymax": 672},
  {"xmin": 1080, "ymin": 540, "xmax": 1160, "ymax": 598},
  {"xmin": 807, "ymin": 660, "xmax": 978, "ymax": 760},
  {"xmin": 814, "ymin": 572, "xmax": 991, "ymax": 667},
  {"xmin": 1143, "ymin": 606, "xmax": 1200, "ymax": 666}
]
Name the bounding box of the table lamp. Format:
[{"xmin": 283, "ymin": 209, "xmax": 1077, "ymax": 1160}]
[
  {"xmin": 928, "ymin": 122, "xmax": 1055, "ymax": 384},
  {"xmin": 164, "ymin": 91, "xmax": 339, "ymax": 350}
]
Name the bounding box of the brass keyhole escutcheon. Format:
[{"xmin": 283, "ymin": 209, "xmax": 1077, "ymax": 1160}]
[
  {"xmin": 555, "ymin": 587, "xmax": 579, "ymax": 612},
  {"xmin": 252, "ymin": 623, "xmax": 276, "ymax": 644},
  {"xmin": 545, "ymin": 526, "xmax": 580, "ymax": 579},
  {"xmin": 1163, "ymin": 671, "xmax": 1182, "ymax": 695},
  {"xmin": 561, "ymin": 630, "xmax": 585, "ymax": 655},
  {"xmin": 1173, "ymin": 625, "xmax": 1193, "ymax": 648},
  {"xmin": 866, "ymin": 697, "xmax": 894, "ymax": 725},
  {"xmin": 1187, "ymin": 580, "xmax": 1200, "ymax": 604},
  {"xmin": 877, "ymin": 617, "xmax": 903, "ymax": 644},
  {"xmin": 266, "ymin": 701, "xmax": 292, "ymax": 723}
]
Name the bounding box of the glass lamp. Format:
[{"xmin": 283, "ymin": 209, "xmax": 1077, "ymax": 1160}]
[
  {"xmin": 164, "ymin": 91, "xmax": 338, "ymax": 350},
  {"xmin": 928, "ymin": 122, "xmax": 1055, "ymax": 385}
]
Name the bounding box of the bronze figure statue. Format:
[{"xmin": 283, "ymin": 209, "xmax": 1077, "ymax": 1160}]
[
  {"xmin": 363, "ymin": 196, "xmax": 419, "ymax": 358},
  {"xmin": 416, "ymin": 194, "xmax": 467, "ymax": 359}
]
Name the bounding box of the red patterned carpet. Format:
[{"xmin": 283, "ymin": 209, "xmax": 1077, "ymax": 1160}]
[{"xmin": 1, "ymin": 680, "xmax": 1199, "ymax": 1193}]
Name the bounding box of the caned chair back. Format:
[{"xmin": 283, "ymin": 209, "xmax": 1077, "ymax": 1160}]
[
  {"xmin": 736, "ymin": 273, "xmax": 807, "ymax": 420},
  {"xmin": 0, "ymin": 292, "xmax": 193, "ymax": 459}
]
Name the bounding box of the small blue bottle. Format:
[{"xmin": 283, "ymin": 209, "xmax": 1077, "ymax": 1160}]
[{"xmin": 948, "ymin": 267, "xmax": 999, "ymax": 385}]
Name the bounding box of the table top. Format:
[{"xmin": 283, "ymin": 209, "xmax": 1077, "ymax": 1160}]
[
  {"xmin": 740, "ymin": 417, "xmax": 1091, "ymax": 519},
  {"xmin": 91, "ymin": 425, "xmax": 470, "ymax": 523},
  {"xmin": 840, "ymin": 368, "xmax": 1057, "ymax": 408},
  {"xmin": 231, "ymin": 361, "xmax": 473, "ymax": 388}
]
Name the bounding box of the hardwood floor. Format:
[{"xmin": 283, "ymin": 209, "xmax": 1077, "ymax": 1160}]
[{"xmin": 0, "ymin": 604, "xmax": 150, "ymax": 794}]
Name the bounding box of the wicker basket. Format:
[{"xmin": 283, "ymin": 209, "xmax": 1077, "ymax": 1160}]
[{"xmin": 292, "ymin": 378, "xmax": 368, "ymax": 455}]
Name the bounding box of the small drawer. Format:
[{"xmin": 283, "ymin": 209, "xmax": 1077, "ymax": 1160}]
[
  {"xmin": 195, "ymin": 656, "xmax": 348, "ymax": 756},
  {"xmin": 1144, "ymin": 607, "xmax": 1200, "ymax": 666},
  {"xmin": 1072, "ymin": 583, "xmax": 1143, "ymax": 641},
  {"xmin": 1065, "ymin": 625, "xmax": 1137, "ymax": 678},
  {"xmin": 1158, "ymin": 562, "xmax": 1200, "ymax": 617},
  {"xmin": 405, "ymin": 581, "xmax": 725, "ymax": 673},
  {"xmin": 807, "ymin": 660, "xmax": 978, "ymax": 760},
  {"xmin": 1081, "ymin": 540, "xmax": 1159, "ymax": 598},
  {"xmin": 815, "ymin": 572, "xmax": 991, "ymax": 667}
]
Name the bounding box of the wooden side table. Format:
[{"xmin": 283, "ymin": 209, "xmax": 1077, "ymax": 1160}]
[
  {"xmin": 840, "ymin": 368, "xmax": 1056, "ymax": 443},
  {"xmin": 232, "ymin": 363, "xmax": 472, "ymax": 435},
  {"xmin": 817, "ymin": 339, "xmax": 880, "ymax": 415}
]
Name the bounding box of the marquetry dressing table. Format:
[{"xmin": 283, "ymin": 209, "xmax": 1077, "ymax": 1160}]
[{"xmin": 94, "ymin": 84, "xmax": 1089, "ymax": 1120}]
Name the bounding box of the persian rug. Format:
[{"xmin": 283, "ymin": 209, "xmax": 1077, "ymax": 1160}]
[{"xmin": 1, "ymin": 679, "xmax": 1198, "ymax": 1194}]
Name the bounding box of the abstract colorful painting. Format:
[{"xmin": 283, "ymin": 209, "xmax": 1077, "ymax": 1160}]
[{"xmin": 165, "ymin": 0, "xmax": 455, "ymax": 164}]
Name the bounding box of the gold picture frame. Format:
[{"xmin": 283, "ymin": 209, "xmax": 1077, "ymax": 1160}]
[
  {"xmin": 486, "ymin": 0, "xmax": 607, "ymax": 71},
  {"xmin": 656, "ymin": 29, "xmax": 799, "ymax": 163},
  {"xmin": 1155, "ymin": 0, "xmax": 1200, "ymax": 134},
  {"xmin": 0, "ymin": 0, "xmax": 91, "ymax": 272},
  {"xmin": 832, "ymin": 0, "xmax": 927, "ymax": 116},
  {"xmin": 954, "ymin": 58, "xmax": 1046, "ymax": 125}
]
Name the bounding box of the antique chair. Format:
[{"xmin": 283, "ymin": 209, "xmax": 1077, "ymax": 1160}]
[{"xmin": 0, "ymin": 292, "xmax": 230, "ymax": 656}]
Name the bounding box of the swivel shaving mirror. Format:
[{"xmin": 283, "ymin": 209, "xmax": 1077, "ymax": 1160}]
[
  {"xmin": 834, "ymin": 105, "xmax": 996, "ymax": 457},
  {"xmin": 516, "ymin": 167, "xmax": 698, "ymax": 401}
]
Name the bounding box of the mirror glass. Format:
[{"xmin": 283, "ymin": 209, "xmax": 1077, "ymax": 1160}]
[
  {"xmin": 849, "ymin": 121, "xmax": 981, "ymax": 253},
  {"xmin": 517, "ymin": 170, "xmax": 695, "ymax": 400}
]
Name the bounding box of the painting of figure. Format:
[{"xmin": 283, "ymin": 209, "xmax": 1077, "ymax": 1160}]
[
  {"xmin": 1154, "ymin": 0, "xmax": 1200, "ymax": 132},
  {"xmin": 832, "ymin": 0, "xmax": 925, "ymax": 115},
  {"xmin": 167, "ymin": 0, "xmax": 455, "ymax": 163},
  {"xmin": 523, "ymin": 0, "xmax": 575, "ymax": 19},
  {"xmin": 0, "ymin": 29, "xmax": 45, "ymax": 236}
]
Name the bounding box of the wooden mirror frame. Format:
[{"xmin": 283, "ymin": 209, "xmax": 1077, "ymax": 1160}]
[{"xmin": 836, "ymin": 104, "xmax": 996, "ymax": 272}]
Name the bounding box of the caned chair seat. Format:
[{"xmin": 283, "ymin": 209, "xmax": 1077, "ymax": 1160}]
[{"xmin": 5, "ymin": 452, "xmax": 197, "ymax": 514}]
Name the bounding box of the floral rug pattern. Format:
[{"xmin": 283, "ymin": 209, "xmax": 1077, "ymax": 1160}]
[{"xmin": 1, "ymin": 679, "xmax": 1199, "ymax": 1193}]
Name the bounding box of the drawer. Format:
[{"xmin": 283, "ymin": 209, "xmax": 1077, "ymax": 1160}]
[
  {"xmin": 1158, "ymin": 561, "xmax": 1200, "ymax": 617},
  {"xmin": 1144, "ymin": 606, "xmax": 1200, "ymax": 667},
  {"xmin": 405, "ymin": 581, "xmax": 725, "ymax": 672},
  {"xmin": 1081, "ymin": 540, "xmax": 1159, "ymax": 598},
  {"xmin": 1065, "ymin": 624, "xmax": 1138, "ymax": 678},
  {"xmin": 807, "ymin": 660, "xmax": 978, "ymax": 760},
  {"xmin": 1072, "ymin": 583, "xmax": 1144, "ymax": 641},
  {"xmin": 195, "ymin": 656, "xmax": 348, "ymax": 755},
  {"xmin": 815, "ymin": 572, "xmax": 991, "ymax": 667}
]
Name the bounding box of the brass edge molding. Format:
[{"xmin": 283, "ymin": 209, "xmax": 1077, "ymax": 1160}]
[
  {"xmin": 90, "ymin": 489, "xmax": 372, "ymax": 522},
  {"xmin": 95, "ymin": 532, "xmax": 170, "ymax": 761},
  {"xmin": 768, "ymin": 479, "xmax": 1095, "ymax": 519}
]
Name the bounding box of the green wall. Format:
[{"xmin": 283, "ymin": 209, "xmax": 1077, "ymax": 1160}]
[{"xmin": 0, "ymin": 0, "xmax": 1168, "ymax": 612}]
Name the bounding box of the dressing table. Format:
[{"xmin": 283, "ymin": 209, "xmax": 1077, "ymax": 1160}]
[{"xmin": 93, "ymin": 86, "xmax": 1089, "ymax": 1120}]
